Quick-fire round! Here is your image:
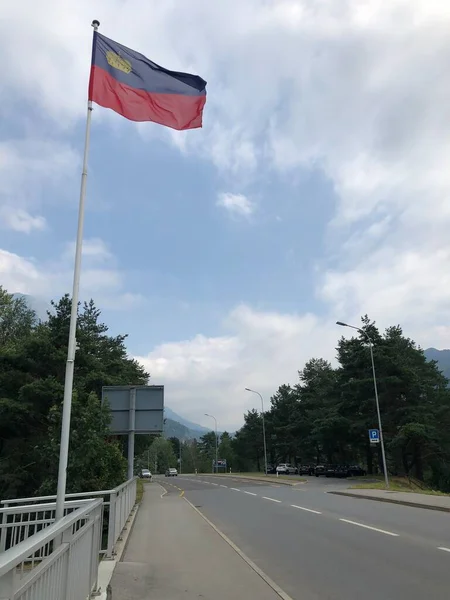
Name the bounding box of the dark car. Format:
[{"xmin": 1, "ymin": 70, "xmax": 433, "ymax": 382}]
[
  {"xmin": 325, "ymin": 465, "xmax": 337, "ymax": 477},
  {"xmin": 315, "ymin": 464, "xmax": 327, "ymax": 477},
  {"xmin": 265, "ymin": 465, "xmax": 277, "ymax": 474},
  {"xmin": 347, "ymin": 465, "xmax": 366, "ymax": 477},
  {"xmin": 333, "ymin": 465, "xmax": 349, "ymax": 478},
  {"xmin": 299, "ymin": 465, "xmax": 314, "ymax": 475}
]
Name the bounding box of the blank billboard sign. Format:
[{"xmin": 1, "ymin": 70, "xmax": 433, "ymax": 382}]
[{"xmin": 102, "ymin": 385, "xmax": 164, "ymax": 434}]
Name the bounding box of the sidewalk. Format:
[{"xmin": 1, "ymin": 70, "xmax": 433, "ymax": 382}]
[
  {"xmin": 330, "ymin": 489, "xmax": 450, "ymax": 512},
  {"xmin": 109, "ymin": 483, "xmax": 283, "ymax": 599}
]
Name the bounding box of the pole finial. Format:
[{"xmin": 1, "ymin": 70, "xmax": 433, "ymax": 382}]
[{"xmin": 92, "ymin": 20, "xmax": 100, "ymax": 30}]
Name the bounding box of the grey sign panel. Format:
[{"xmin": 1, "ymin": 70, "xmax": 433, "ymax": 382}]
[{"xmin": 102, "ymin": 385, "xmax": 164, "ymax": 434}]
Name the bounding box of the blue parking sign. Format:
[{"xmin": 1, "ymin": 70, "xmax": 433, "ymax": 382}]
[{"xmin": 369, "ymin": 429, "xmax": 380, "ymax": 443}]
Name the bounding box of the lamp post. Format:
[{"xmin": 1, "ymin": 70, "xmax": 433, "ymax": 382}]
[
  {"xmin": 205, "ymin": 413, "xmax": 218, "ymax": 473},
  {"xmin": 245, "ymin": 388, "xmax": 268, "ymax": 476},
  {"xmin": 336, "ymin": 321, "xmax": 389, "ymax": 488}
]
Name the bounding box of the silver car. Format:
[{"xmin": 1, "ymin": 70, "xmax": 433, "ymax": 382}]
[{"xmin": 141, "ymin": 469, "xmax": 152, "ymax": 480}]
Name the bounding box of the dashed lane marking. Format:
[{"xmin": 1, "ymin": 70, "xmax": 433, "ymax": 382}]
[
  {"xmin": 244, "ymin": 491, "xmax": 257, "ymax": 496},
  {"xmin": 231, "ymin": 488, "xmax": 241, "ymax": 492},
  {"xmin": 290, "ymin": 505, "xmax": 321, "ymax": 514},
  {"xmin": 263, "ymin": 496, "xmax": 282, "ymax": 503},
  {"xmin": 339, "ymin": 518, "xmax": 399, "ymax": 537}
]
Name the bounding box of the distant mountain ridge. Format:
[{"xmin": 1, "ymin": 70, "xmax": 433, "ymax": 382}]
[
  {"xmin": 12, "ymin": 293, "xmax": 50, "ymax": 321},
  {"xmin": 424, "ymin": 348, "xmax": 450, "ymax": 380},
  {"xmin": 163, "ymin": 407, "xmax": 211, "ymax": 441}
]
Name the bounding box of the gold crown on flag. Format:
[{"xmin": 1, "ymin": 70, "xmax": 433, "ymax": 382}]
[{"xmin": 106, "ymin": 51, "xmax": 131, "ymax": 74}]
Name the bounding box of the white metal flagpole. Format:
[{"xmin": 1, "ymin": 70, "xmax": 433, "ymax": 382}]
[{"xmin": 55, "ymin": 19, "xmax": 100, "ymax": 521}]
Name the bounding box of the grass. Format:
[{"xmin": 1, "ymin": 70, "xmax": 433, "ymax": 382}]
[
  {"xmin": 136, "ymin": 478, "xmax": 144, "ymax": 503},
  {"xmin": 351, "ymin": 475, "xmax": 449, "ymax": 496}
]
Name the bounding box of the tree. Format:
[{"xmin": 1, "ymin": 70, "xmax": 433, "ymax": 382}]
[
  {"xmin": 147, "ymin": 438, "xmax": 177, "ymax": 474},
  {"xmin": 218, "ymin": 431, "xmax": 235, "ymax": 470},
  {"xmin": 232, "ymin": 315, "xmax": 450, "ymax": 491},
  {"xmin": 0, "ymin": 289, "xmax": 150, "ymax": 499},
  {"xmin": 0, "ymin": 288, "xmax": 37, "ymax": 349}
]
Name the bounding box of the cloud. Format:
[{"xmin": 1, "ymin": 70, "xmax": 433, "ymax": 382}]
[
  {"xmin": 135, "ymin": 305, "xmax": 337, "ymax": 430},
  {"xmin": 63, "ymin": 238, "xmax": 113, "ymax": 263},
  {"xmin": 0, "ymin": 138, "xmax": 79, "ymax": 232},
  {"xmin": 0, "ymin": 240, "xmax": 143, "ymax": 311},
  {"xmin": 0, "ymin": 207, "xmax": 47, "ymax": 233},
  {"xmin": 216, "ymin": 192, "xmax": 255, "ymax": 218},
  {"xmin": 2, "ymin": 0, "xmax": 450, "ymax": 427}
]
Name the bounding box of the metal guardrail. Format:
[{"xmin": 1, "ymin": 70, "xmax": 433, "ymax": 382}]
[
  {"xmin": 0, "ymin": 477, "xmax": 137, "ymax": 559},
  {"xmin": 0, "ymin": 498, "xmax": 102, "ymax": 600}
]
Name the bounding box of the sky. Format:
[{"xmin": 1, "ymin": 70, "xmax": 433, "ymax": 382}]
[{"xmin": 1, "ymin": 0, "xmax": 450, "ymax": 431}]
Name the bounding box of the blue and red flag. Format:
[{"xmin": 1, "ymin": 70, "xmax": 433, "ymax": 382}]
[{"xmin": 88, "ymin": 32, "xmax": 207, "ymax": 130}]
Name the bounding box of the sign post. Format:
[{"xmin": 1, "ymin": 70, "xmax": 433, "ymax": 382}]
[
  {"xmin": 369, "ymin": 429, "xmax": 380, "ymax": 444},
  {"xmin": 102, "ymin": 385, "xmax": 164, "ymax": 478}
]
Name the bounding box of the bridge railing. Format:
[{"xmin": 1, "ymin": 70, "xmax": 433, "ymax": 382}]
[
  {"xmin": 0, "ymin": 498, "xmax": 102, "ymax": 600},
  {"xmin": 0, "ymin": 476, "xmax": 137, "ymax": 559}
]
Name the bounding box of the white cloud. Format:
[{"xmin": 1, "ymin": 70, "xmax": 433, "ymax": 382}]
[
  {"xmin": 135, "ymin": 305, "xmax": 336, "ymax": 430},
  {"xmin": 0, "ymin": 207, "xmax": 47, "ymax": 233},
  {"xmin": 63, "ymin": 238, "xmax": 113, "ymax": 263},
  {"xmin": 0, "ymin": 139, "xmax": 79, "ymax": 232},
  {"xmin": 2, "ymin": 0, "xmax": 450, "ymax": 426},
  {"xmin": 217, "ymin": 192, "xmax": 255, "ymax": 218},
  {"xmin": 0, "ymin": 241, "xmax": 142, "ymax": 312}
]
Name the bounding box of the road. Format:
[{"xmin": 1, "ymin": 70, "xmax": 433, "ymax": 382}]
[{"xmin": 158, "ymin": 474, "xmax": 450, "ymax": 600}]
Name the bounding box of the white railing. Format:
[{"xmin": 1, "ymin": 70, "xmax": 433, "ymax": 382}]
[
  {"xmin": 0, "ymin": 477, "xmax": 137, "ymax": 559},
  {"xmin": 0, "ymin": 498, "xmax": 102, "ymax": 600}
]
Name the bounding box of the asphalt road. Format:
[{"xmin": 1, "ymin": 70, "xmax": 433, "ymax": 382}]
[{"xmin": 158, "ymin": 474, "xmax": 450, "ymax": 600}]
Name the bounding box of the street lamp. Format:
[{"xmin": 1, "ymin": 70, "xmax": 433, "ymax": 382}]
[
  {"xmin": 336, "ymin": 321, "xmax": 389, "ymax": 488},
  {"xmin": 205, "ymin": 413, "xmax": 218, "ymax": 473},
  {"xmin": 245, "ymin": 388, "xmax": 268, "ymax": 476}
]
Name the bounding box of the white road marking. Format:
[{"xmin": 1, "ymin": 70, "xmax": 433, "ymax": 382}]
[
  {"xmin": 339, "ymin": 518, "xmax": 399, "ymax": 537},
  {"xmin": 291, "ymin": 505, "xmax": 322, "ymax": 514},
  {"xmin": 210, "ymin": 482, "xmax": 219, "ymax": 486},
  {"xmin": 220, "ymin": 485, "xmax": 228, "ymax": 488},
  {"xmin": 244, "ymin": 491, "xmax": 257, "ymax": 496},
  {"xmin": 438, "ymin": 547, "xmax": 450, "ymax": 553},
  {"xmin": 263, "ymin": 496, "xmax": 282, "ymax": 503},
  {"xmin": 231, "ymin": 487, "xmax": 241, "ymax": 491}
]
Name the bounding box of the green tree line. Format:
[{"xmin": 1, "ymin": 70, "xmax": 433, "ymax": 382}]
[
  {"xmin": 0, "ymin": 287, "xmax": 148, "ymax": 500},
  {"xmin": 232, "ymin": 316, "xmax": 450, "ymax": 491}
]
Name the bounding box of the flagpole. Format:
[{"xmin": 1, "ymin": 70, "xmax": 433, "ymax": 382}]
[{"xmin": 55, "ymin": 19, "xmax": 100, "ymax": 521}]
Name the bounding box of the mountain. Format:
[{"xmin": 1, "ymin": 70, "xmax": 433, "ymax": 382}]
[
  {"xmin": 163, "ymin": 418, "xmax": 204, "ymax": 441},
  {"xmin": 162, "ymin": 408, "xmax": 218, "ymax": 440},
  {"xmin": 12, "ymin": 293, "xmax": 50, "ymax": 321},
  {"xmin": 164, "ymin": 407, "xmax": 210, "ymax": 435},
  {"xmin": 424, "ymin": 348, "xmax": 450, "ymax": 380}
]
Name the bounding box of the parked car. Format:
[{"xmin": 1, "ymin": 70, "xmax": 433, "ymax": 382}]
[
  {"xmin": 333, "ymin": 465, "xmax": 349, "ymax": 478},
  {"xmin": 347, "ymin": 465, "xmax": 367, "ymax": 477},
  {"xmin": 265, "ymin": 464, "xmax": 277, "ymax": 474},
  {"xmin": 299, "ymin": 465, "xmax": 314, "ymax": 476},
  {"xmin": 276, "ymin": 463, "xmax": 297, "ymax": 475},
  {"xmin": 325, "ymin": 465, "xmax": 337, "ymax": 477},
  {"xmin": 165, "ymin": 468, "xmax": 178, "ymax": 477},
  {"xmin": 140, "ymin": 469, "xmax": 152, "ymax": 480},
  {"xmin": 314, "ymin": 464, "xmax": 327, "ymax": 477}
]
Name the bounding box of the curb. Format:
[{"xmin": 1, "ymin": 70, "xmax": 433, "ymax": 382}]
[
  {"xmin": 328, "ymin": 491, "xmax": 450, "ymax": 513},
  {"xmin": 205, "ymin": 474, "xmax": 304, "ymax": 487},
  {"xmin": 97, "ymin": 485, "xmax": 143, "ymax": 600}
]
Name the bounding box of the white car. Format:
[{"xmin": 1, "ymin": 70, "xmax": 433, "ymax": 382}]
[
  {"xmin": 165, "ymin": 468, "xmax": 178, "ymax": 477},
  {"xmin": 141, "ymin": 469, "xmax": 152, "ymax": 480},
  {"xmin": 276, "ymin": 463, "xmax": 297, "ymax": 475}
]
